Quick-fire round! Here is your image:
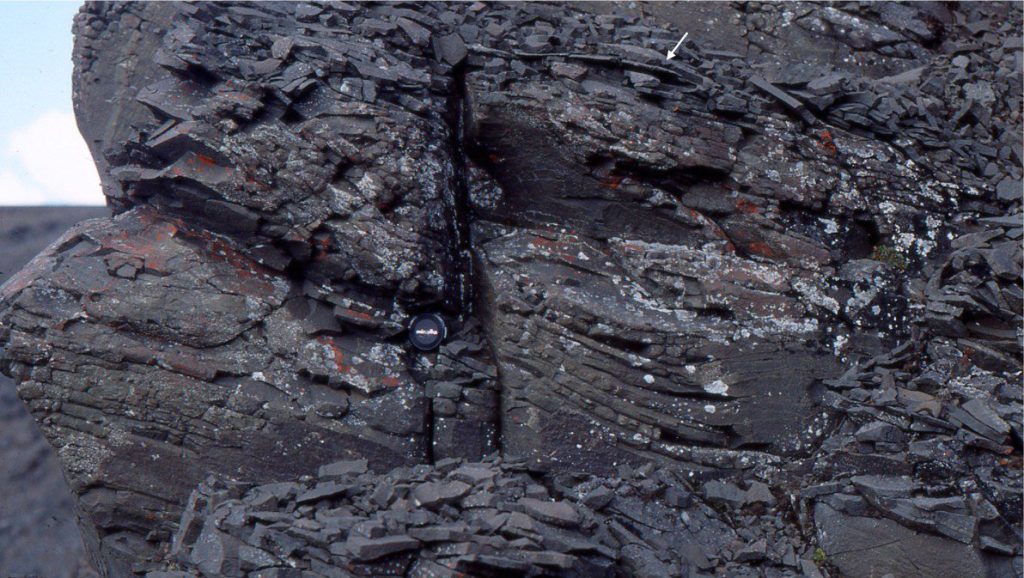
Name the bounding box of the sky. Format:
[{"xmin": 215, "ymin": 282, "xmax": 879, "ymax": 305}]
[{"xmin": 0, "ymin": 1, "xmax": 103, "ymax": 206}]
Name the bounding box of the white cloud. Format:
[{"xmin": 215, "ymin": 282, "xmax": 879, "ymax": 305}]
[
  {"xmin": 0, "ymin": 110, "xmax": 104, "ymax": 205},
  {"xmin": 0, "ymin": 168, "xmax": 48, "ymax": 205}
]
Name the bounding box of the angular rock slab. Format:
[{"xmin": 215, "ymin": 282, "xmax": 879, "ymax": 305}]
[
  {"xmin": 814, "ymin": 502, "xmax": 1011, "ymax": 578},
  {"xmin": 0, "ymin": 209, "xmax": 428, "ymax": 577}
]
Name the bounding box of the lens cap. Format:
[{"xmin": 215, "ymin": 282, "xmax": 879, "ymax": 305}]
[{"xmin": 408, "ymin": 313, "xmax": 447, "ymax": 351}]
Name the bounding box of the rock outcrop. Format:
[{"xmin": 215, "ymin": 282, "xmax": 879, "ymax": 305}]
[
  {"xmin": 0, "ymin": 207, "xmax": 107, "ymax": 578},
  {"xmin": 0, "ymin": 2, "xmax": 1020, "ymax": 577}
]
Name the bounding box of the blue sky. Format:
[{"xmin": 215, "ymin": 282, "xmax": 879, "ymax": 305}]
[{"xmin": 0, "ymin": 1, "xmax": 103, "ymax": 205}]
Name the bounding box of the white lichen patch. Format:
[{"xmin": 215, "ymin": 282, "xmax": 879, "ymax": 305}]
[
  {"xmin": 703, "ymin": 379, "xmax": 729, "ymax": 395},
  {"xmin": 791, "ymin": 278, "xmax": 840, "ymax": 314},
  {"xmin": 895, "ymin": 231, "xmax": 935, "ymax": 257},
  {"xmin": 832, "ymin": 333, "xmax": 849, "ymax": 356},
  {"xmin": 56, "ymin": 432, "xmax": 113, "ymax": 483},
  {"xmin": 818, "ymin": 217, "xmax": 839, "ymax": 235}
]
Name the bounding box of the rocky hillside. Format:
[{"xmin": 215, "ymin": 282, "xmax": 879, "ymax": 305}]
[{"xmin": 0, "ymin": 2, "xmax": 1019, "ymax": 577}]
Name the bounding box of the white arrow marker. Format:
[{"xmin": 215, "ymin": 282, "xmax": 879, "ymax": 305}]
[{"xmin": 665, "ymin": 32, "xmax": 689, "ymax": 60}]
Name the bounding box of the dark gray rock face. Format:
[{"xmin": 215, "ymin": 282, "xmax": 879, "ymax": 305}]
[
  {"xmin": 3, "ymin": 208, "xmax": 428, "ymax": 576},
  {"xmin": 0, "ymin": 372, "xmax": 96, "ymax": 578},
  {"xmin": 0, "ymin": 207, "xmax": 107, "ymax": 578},
  {"xmin": 0, "ymin": 2, "xmax": 1020, "ymax": 577}
]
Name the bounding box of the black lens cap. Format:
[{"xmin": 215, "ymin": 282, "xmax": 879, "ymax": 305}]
[{"xmin": 408, "ymin": 313, "xmax": 447, "ymax": 351}]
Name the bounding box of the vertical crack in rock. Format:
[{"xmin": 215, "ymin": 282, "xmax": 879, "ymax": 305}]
[
  {"xmin": 441, "ymin": 62, "xmax": 473, "ymax": 319},
  {"xmin": 413, "ymin": 37, "xmax": 502, "ymax": 467}
]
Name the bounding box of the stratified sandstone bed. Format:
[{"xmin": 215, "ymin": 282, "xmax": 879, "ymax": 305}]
[{"xmin": 0, "ymin": 2, "xmax": 1020, "ymax": 577}]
